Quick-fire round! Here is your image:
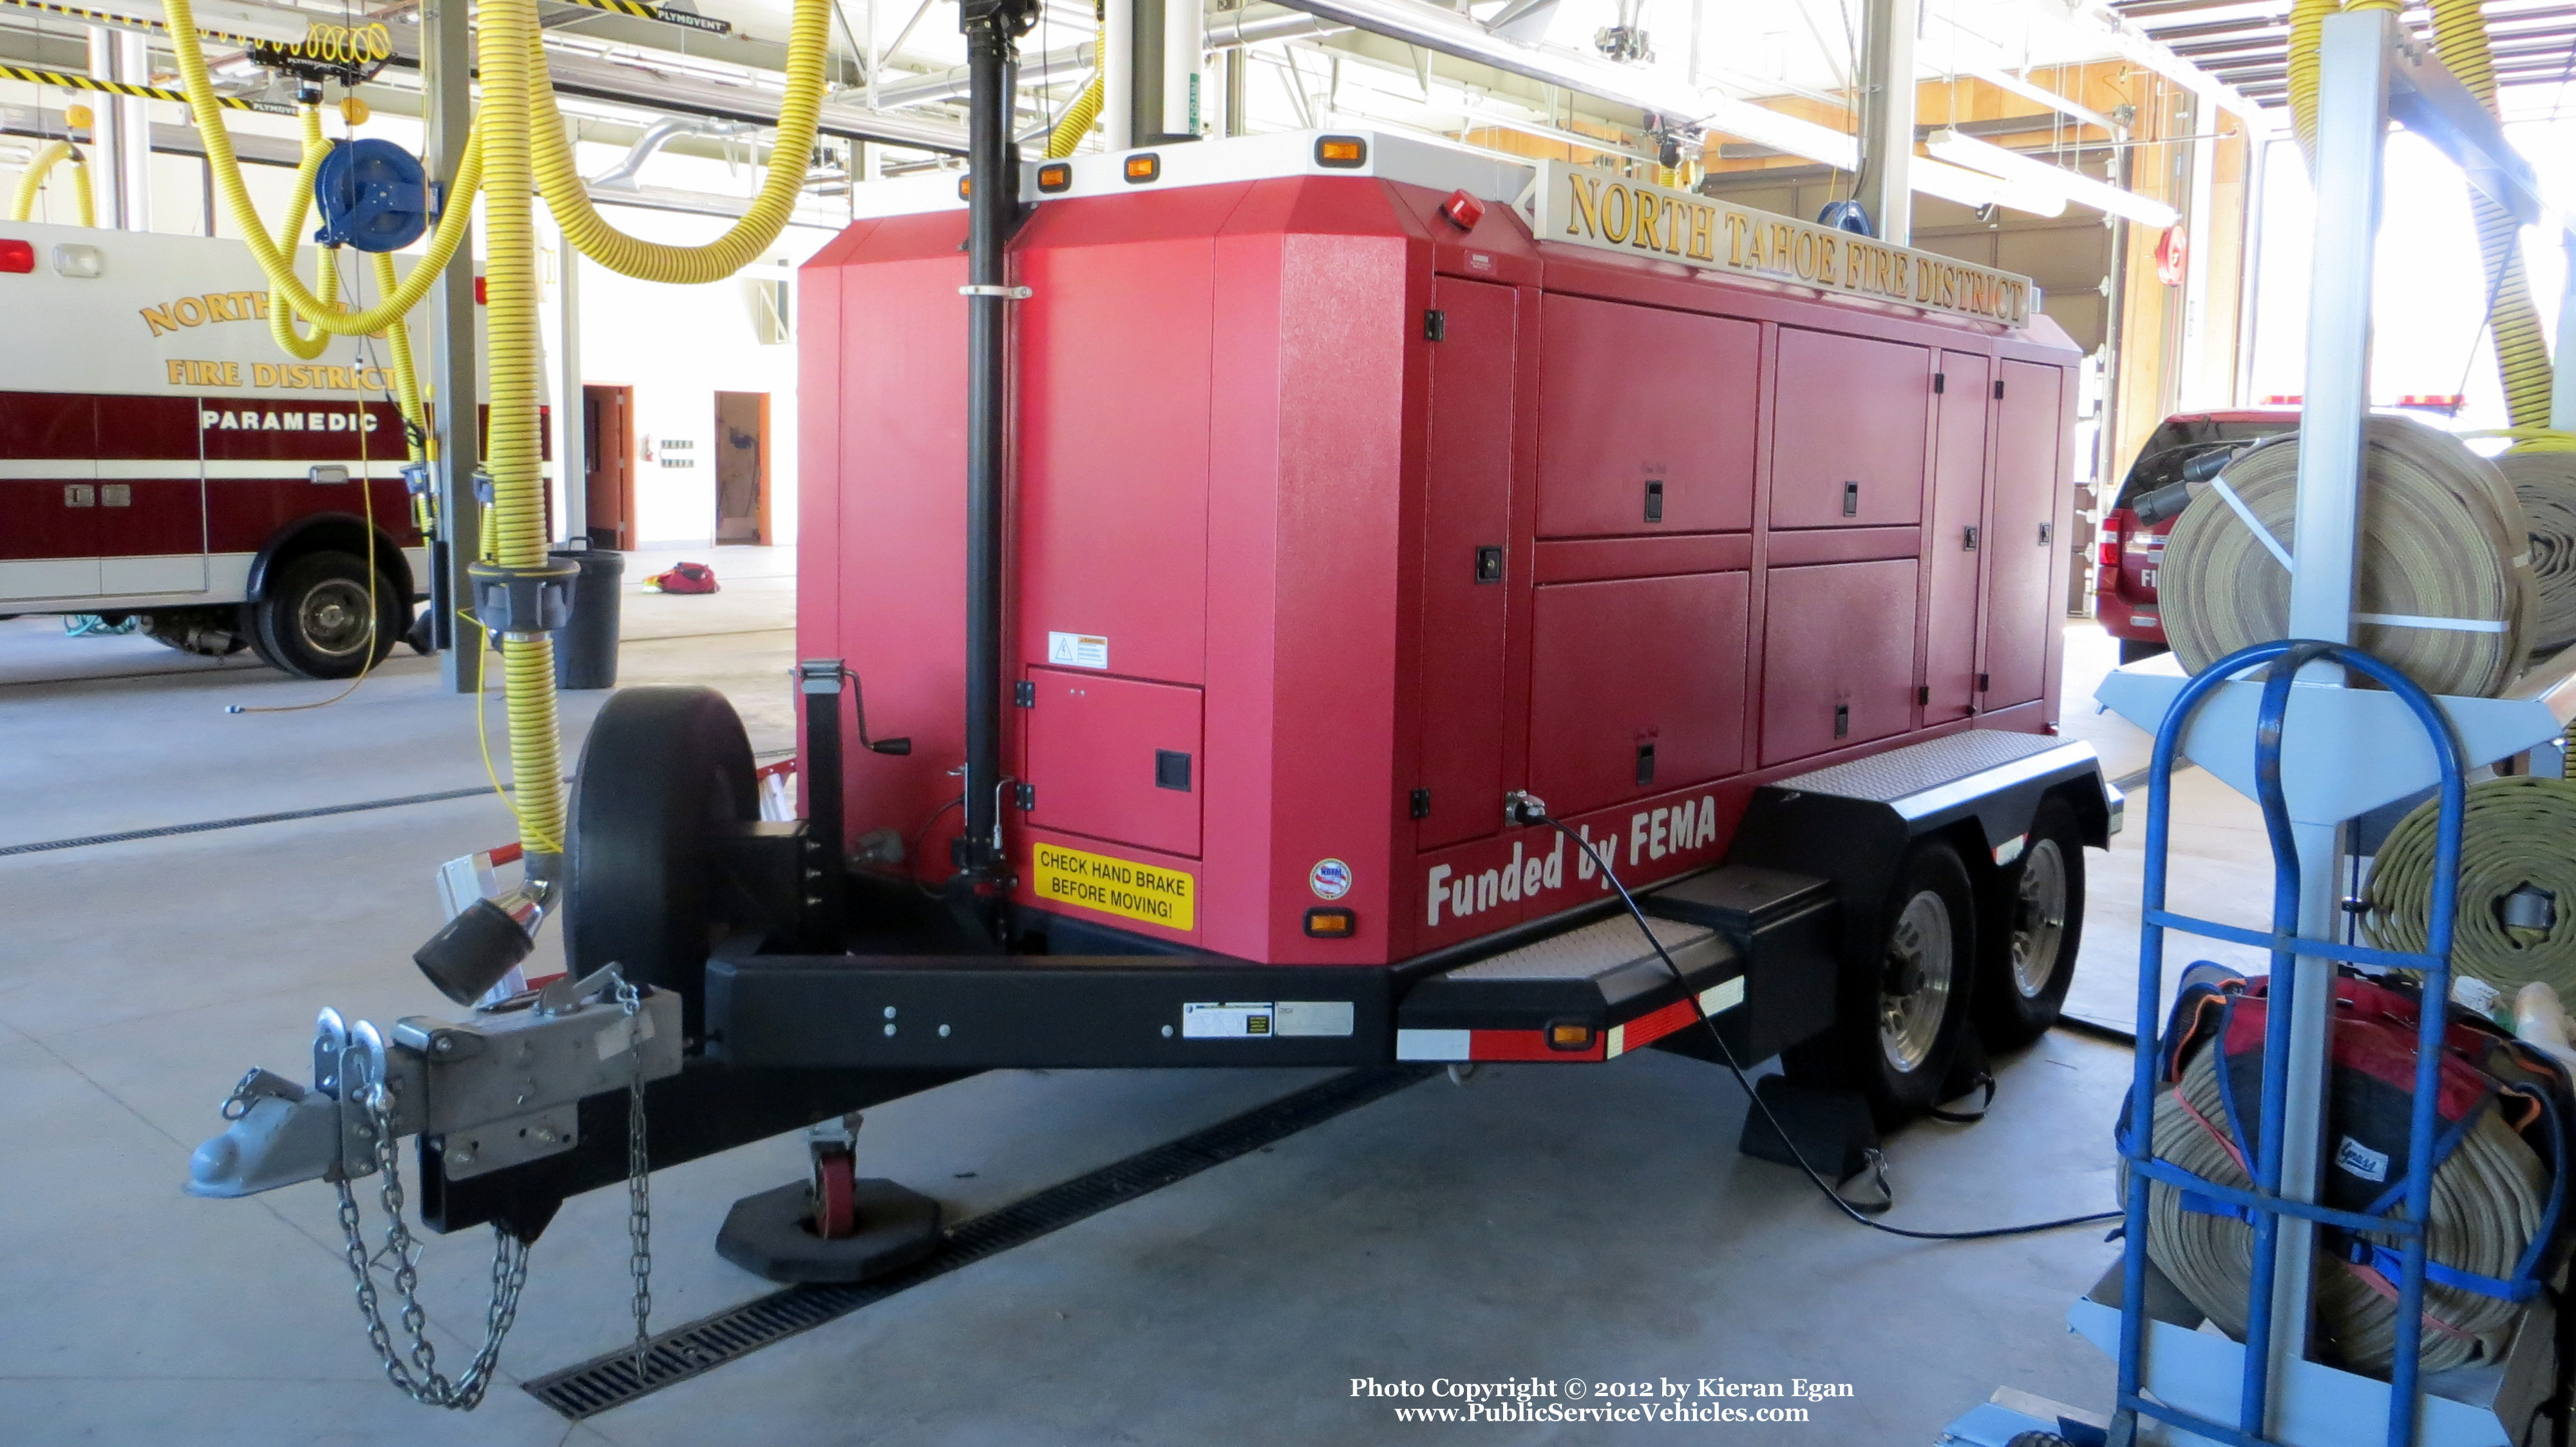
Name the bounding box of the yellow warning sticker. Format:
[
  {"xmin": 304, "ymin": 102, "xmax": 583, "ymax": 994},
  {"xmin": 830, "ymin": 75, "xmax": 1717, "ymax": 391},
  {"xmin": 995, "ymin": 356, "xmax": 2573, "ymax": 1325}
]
[{"xmin": 1031, "ymin": 843, "xmax": 1195, "ymax": 931}]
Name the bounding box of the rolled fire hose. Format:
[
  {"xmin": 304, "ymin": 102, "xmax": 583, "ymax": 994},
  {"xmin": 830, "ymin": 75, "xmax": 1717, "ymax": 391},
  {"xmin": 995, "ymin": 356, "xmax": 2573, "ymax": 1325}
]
[
  {"xmin": 2161, "ymin": 416, "xmax": 2536, "ymax": 698},
  {"xmin": 1046, "ymin": 0, "xmax": 1104, "ymax": 159},
  {"xmin": 2367, "ymin": 775, "xmax": 2576, "ymax": 1001},
  {"xmin": 8, "ymin": 138, "xmax": 95, "ymax": 226},
  {"xmin": 2144, "ymin": 1041, "xmax": 2545, "ymax": 1375},
  {"xmin": 2495, "ymin": 448, "xmax": 2576, "ymax": 654},
  {"xmin": 162, "ymin": 0, "xmax": 836, "ymax": 862}
]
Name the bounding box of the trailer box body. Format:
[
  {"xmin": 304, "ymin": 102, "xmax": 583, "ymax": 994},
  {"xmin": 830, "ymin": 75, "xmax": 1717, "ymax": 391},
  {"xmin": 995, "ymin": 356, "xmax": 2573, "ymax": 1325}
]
[{"xmin": 799, "ymin": 134, "xmax": 2081, "ymax": 968}]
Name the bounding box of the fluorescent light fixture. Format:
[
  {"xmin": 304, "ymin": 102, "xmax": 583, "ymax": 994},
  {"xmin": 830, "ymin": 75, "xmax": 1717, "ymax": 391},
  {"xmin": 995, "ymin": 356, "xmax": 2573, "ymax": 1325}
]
[
  {"xmin": 1926, "ymin": 128, "xmax": 2178, "ymax": 226},
  {"xmin": 1913, "ymin": 155, "xmax": 2069, "ymax": 218},
  {"xmin": 1962, "ymin": 66, "xmax": 2116, "ymax": 133}
]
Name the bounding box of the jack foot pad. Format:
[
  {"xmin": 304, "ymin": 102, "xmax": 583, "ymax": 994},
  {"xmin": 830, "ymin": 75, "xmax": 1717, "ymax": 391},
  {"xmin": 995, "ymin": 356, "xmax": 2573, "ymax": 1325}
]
[{"xmin": 714, "ymin": 1178, "xmax": 940, "ymax": 1284}]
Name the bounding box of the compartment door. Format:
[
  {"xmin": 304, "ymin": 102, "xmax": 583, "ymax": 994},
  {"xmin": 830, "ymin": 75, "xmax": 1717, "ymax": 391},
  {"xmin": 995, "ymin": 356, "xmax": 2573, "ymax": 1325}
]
[
  {"xmin": 0, "ymin": 392, "xmax": 100, "ymax": 601},
  {"xmin": 1528, "ymin": 571, "xmax": 1748, "ymax": 818},
  {"xmin": 1759, "ymin": 559, "xmax": 1920, "ymax": 766},
  {"xmin": 1414, "ymin": 276, "xmax": 1519, "ymax": 850},
  {"xmin": 1980, "ymin": 361, "xmax": 2063, "ymax": 708},
  {"xmin": 99, "ymin": 395, "xmax": 209, "ymax": 596},
  {"xmin": 1770, "ymin": 329, "xmax": 1931, "ymax": 529},
  {"xmin": 1023, "ymin": 667, "xmax": 1205, "ymax": 858},
  {"xmin": 1922, "ymin": 353, "xmax": 1991, "ymax": 723},
  {"xmin": 1535, "ymin": 294, "xmax": 1757, "ymax": 538}
]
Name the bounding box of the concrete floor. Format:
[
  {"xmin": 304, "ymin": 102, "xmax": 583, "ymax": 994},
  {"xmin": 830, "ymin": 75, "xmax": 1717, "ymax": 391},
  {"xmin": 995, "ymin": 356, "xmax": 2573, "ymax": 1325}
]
[{"xmin": 0, "ymin": 559, "xmax": 2271, "ymax": 1446}]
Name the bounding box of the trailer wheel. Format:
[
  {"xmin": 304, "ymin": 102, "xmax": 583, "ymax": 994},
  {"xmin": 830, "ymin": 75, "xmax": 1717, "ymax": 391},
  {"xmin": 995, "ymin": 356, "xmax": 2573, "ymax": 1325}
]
[
  {"xmin": 249, "ymin": 550, "xmax": 402, "ymax": 679},
  {"xmin": 1790, "ymin": 838, "xmax": 1979, "ymax": 1127},
  {"xmin": 1975, "ymin": 797, "xmax": 2086, "ymax": 1050},
  {"xmin": 563, "ymin": 686, "xmax": 757, "ymax": 1042}
]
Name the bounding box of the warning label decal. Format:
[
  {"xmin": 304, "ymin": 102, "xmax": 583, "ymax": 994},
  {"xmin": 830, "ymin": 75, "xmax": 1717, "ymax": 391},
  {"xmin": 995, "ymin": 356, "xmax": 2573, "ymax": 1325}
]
[{"xmin": 1031, "ymin": 842, "xmax": 1195, "ymax": 931}]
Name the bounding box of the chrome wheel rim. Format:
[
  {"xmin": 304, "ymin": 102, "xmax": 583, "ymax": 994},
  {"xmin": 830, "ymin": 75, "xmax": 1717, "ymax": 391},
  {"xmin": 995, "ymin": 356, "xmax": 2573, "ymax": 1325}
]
[
  {"xmin": 299, "ymin": 579, "xmax": 374, "ymax": 658},
  {"xmin": 2009, "ymin": 838, "xmax": 2069, "ymax": 999},
  {"xmin": 1879, "ymin": 889, "xmax": 1955, "ymax": 1075}
]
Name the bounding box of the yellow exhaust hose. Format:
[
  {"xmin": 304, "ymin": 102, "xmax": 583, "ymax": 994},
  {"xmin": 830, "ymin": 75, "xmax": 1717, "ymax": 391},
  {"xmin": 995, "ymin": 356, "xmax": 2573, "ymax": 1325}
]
[
  {"xmin": 522, "ymin": 0, "xmax": 828, "ymax": 283},
  {"xmin": 1046, "ymin": 3, "xmax": 1104, "ymax": 160},
  {"xmin": 8, "ymin": 138, "xmax": 95, "ymax": 225},
  {"xmin": 371, "ymin": 250, "xmax": 430, "ymax": 464},
  {"xmin": 475, "ymin": 0, "xmax": 566, "ymax": 858},
  {"xmin": 269, "ymin": 106, "xmax": 337, "ymax": 363},
  {"xmin": 2287, "ymin": 0, "xmax": 2553, "ymax": 431}
]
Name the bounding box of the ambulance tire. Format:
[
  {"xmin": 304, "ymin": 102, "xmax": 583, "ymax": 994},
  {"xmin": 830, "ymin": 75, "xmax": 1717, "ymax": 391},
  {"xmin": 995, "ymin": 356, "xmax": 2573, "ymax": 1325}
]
[
  {"xmin": 563, "ymin": 686, "xmax": 757, "ymax": 1041},
  {"xmin": 250, "ymin": 550, "xmax": 402, "ymax": 679}
]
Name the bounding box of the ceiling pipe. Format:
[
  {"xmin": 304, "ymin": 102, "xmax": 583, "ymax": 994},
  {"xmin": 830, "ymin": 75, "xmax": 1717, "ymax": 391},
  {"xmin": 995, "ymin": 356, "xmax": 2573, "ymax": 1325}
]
[
  {"xmin": 586, "ymin": 115, "xmax": 761, "ymax": 187},
  {"xmin": 1254, "ymin": 0, "xmax": 1865, "ymax": 169},
  {"xmin": 869, "ymin": 3, "xmax": 1340, "ymax": 109}
]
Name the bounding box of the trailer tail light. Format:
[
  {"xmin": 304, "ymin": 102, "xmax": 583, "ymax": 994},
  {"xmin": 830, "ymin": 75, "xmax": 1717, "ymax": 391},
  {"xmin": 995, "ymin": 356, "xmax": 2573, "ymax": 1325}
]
[
  {"xmin": 1439, "ymin": 189, "xmax": 1484, "ymax": 231},
  {"xmin": 0, "ymin": 238, "xmax": 30, "ymax": 274},
  {"xmin": 1314, "ymin": 135, "xmax": 1367, "ymax": 168},
  {"xmin": 1302, "ymin": 907, "xmax": 1355, "ymax": 938},
  {"xmin": 2098, "ymin": 518, "xmax": 2123, "ymax": 569},
  {"xmin": 1036, "ymin": 162, "xmax": 1072, "ymax": 193},
  {"xmin": 1124, "ymin": 153, "xmax": 1160, "ymax": 184}
]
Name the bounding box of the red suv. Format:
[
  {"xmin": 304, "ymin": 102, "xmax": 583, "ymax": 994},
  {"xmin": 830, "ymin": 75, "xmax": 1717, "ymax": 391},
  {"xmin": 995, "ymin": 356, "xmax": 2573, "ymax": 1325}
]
[{"xmin": 2097, "ymin": 410, "xmax": 2300, "ymax": 663}]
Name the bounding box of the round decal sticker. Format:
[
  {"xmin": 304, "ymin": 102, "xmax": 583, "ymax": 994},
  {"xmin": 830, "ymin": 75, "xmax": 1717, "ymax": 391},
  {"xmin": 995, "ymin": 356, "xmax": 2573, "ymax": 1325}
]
[{"xmin": 1309, "ymin": 858, "xmax": 1353, "ymax": 900}]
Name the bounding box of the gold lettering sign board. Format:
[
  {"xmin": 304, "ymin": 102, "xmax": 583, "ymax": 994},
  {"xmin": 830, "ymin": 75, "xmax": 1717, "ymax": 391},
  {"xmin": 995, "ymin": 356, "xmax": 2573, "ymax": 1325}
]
[{"xmin": 1520, "ymin": 161, "xmax": 2035, "ymax": 330}]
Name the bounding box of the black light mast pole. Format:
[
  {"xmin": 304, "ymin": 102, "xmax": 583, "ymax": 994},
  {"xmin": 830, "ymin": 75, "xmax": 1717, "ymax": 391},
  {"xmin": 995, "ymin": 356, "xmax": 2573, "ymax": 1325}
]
[{"xmin": 957, "ymin": 0, "xmax": 1037, "ymax": 893}]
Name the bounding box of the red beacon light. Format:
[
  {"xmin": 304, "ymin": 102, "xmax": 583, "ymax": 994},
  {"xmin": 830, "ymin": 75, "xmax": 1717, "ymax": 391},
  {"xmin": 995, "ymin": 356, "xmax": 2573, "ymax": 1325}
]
[
  {"xmin": 1439, "ymin": 189, "xmax": 1484, "ymax": 232},
  {"xmin": 0, "ymin": 238, "xmax": 33, "ymax": 274}
]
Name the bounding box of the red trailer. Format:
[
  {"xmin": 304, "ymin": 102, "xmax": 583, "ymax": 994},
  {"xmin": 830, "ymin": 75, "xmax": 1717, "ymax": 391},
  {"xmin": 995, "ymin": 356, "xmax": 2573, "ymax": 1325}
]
[
  {"xmin": 497, "ymin": 130, "xmax": 2117, "ymax": 1276},
  {"xmin": 192, "ymin": 127, "xmax": 2119, "ymax": 1301}
]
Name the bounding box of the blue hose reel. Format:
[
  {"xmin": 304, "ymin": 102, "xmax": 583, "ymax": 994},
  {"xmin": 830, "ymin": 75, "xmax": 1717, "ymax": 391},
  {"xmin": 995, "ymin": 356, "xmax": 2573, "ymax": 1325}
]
[{"xmin": 312, "ymin": 138, "xmax": 429, "ymax": 253}]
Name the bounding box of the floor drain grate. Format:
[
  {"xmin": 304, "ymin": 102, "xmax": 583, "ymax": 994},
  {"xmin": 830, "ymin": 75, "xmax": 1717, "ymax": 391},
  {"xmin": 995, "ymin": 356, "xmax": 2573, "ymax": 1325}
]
[{"xmin": 524, "ymin": 1064, "xmax": 1434, "ymax": 1419}]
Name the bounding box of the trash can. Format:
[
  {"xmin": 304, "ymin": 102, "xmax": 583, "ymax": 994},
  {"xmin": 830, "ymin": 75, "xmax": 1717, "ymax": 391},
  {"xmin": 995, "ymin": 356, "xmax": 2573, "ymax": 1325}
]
[{"xmin": 551, "ymin": 545, "xmax": 623, "ymax": 690}]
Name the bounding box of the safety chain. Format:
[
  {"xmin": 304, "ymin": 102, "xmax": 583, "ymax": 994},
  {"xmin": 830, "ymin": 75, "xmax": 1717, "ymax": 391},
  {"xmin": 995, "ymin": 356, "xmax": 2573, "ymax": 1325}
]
[
  {"xmin": 620, "ymin": 976, "xmax": 655, "ymax": 1385},
  {"xmin": 332, "ymin": 1083, "xmax": 531, "ymax": 1409}
]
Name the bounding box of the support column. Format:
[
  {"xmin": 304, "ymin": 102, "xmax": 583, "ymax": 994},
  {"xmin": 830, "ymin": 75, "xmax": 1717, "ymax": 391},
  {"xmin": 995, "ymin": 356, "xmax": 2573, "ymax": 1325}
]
[
  {"xmin": 1853, "ymin": 0, "xmax": 1915, "ymax": 244},
  {"xmin": 1162, "ymin": 0, "xmax": 1201, "ymax": 138},
  {"xmin": 553, "ymin": 216, "xmax": 587, "ymax": 544},
  {"xmin": 424, "ymin": 0, "xmax": 483, "ymax": 689},
  {"xmin": 113, "ymin": 31, "xmax": 151, "ymax": 230},
  {"xmin": 85, "ymin": 29, "xmax": 128, "ymax": 229},
  {"xmin": 1103, "ymin": 0, "xmax": 1135, "ymax": 148},
  {"xmin": 2266, "ymin": 9, "xmax": 2392, "ymax": 1422}
]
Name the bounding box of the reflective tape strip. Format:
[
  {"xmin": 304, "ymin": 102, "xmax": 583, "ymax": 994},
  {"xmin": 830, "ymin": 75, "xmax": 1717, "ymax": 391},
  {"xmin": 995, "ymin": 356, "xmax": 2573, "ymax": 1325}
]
[
  {"xmin": 2209, "ymin": 476, "xmax": 2293, "ymax": 571},
  {"xmin": 1394, "ymin": 1028, "xmax": 1470, "ymax": 1061},
  {"xmin": 2356, "ymin": 611, "xmax": 2510, "ymax": 634}
]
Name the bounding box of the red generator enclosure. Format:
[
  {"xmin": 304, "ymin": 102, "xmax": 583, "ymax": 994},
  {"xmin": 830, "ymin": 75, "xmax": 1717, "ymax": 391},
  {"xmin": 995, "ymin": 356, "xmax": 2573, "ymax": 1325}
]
[{"xmin": 799, "ymin": 131, "xmax": 2081, "ymax": 968}]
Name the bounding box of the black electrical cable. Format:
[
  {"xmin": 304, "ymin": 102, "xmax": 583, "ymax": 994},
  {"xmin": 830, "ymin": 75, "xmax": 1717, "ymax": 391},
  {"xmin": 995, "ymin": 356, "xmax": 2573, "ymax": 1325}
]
[{"xmin": 1523, "ymin": 806, "xmax": 2123, "ymax": 1242}]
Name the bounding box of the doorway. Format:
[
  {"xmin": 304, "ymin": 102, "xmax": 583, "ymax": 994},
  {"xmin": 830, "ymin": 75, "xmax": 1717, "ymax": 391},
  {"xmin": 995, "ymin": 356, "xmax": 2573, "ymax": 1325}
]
[
  {"xmin": 583, "ymin": 384, "xmax": 634, "ymax": 550},
  {"xmin": 715, "ymin": 391, "xmax": 770, "ymax": 545}
]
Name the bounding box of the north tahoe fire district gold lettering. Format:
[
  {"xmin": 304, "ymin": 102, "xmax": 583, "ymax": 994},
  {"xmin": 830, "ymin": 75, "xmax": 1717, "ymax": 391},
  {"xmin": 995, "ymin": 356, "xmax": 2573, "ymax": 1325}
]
[{"xmin": 1532, "ymin": 162, "xmax": 2032, "ymax": 328}]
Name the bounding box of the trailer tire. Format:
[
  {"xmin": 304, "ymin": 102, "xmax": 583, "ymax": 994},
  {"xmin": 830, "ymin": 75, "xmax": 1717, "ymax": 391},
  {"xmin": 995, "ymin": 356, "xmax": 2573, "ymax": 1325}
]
[
  {"xmin": 1975, "ymin": 797, "xmax": 2086, "ymax": 1050},
  {"xmin": 1789, "ymin": 838, "xmax": 1978, "ymax": 1127},
  {"xmin": 249, "ymin": 550, "xmax": 402, "ymax": 679},
  {"xmin": 563, "ymin": 685, "xmax": 757, "ymax": 1042}
]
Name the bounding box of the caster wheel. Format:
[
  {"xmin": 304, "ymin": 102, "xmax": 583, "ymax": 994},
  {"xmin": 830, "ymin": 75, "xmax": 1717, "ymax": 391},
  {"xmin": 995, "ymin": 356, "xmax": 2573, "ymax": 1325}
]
[{"xmin": 813, "ymin": 1148, "xmax": 858, "ymax": 1240}]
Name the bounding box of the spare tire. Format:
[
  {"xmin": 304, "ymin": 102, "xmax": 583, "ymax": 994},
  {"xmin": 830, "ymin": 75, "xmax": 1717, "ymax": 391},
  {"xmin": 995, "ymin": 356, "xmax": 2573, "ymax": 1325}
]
[{"xmin": 563, "ymin": 685, "xmax": 756, "ymax": 1041}]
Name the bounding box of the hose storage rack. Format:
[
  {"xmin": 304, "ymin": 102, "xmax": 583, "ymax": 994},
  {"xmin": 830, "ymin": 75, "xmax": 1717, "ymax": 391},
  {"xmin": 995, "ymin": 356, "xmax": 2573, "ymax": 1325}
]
[{"xmin": 2075, "ymin": 10, "xmax": 2576, "ymax": 1444}]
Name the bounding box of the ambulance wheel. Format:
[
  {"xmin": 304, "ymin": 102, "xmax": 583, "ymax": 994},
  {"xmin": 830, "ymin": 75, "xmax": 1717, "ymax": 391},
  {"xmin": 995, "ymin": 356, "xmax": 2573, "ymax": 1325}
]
[
  {"xmin": 1789, "ymin": 839, "xmax": 1978, "ymax": 1128},
  {"xmin": 1975, "ymin": 798, "xmax": 2085, "ymax": 1050},
  {"xmin": 250, "ymin": 550, "xmax": 402, "ymax": 679},
  {"xmin": 563, "ymin": 686, "xmax": 756, "ymax": 1043}
]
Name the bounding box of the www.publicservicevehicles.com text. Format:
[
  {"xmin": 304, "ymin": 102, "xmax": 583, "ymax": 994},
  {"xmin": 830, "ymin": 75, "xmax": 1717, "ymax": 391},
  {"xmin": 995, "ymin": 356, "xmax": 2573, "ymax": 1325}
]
[{"xmin": 1352, "ymin": 1376, "xmax": 1849, "ymax": 1424}]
